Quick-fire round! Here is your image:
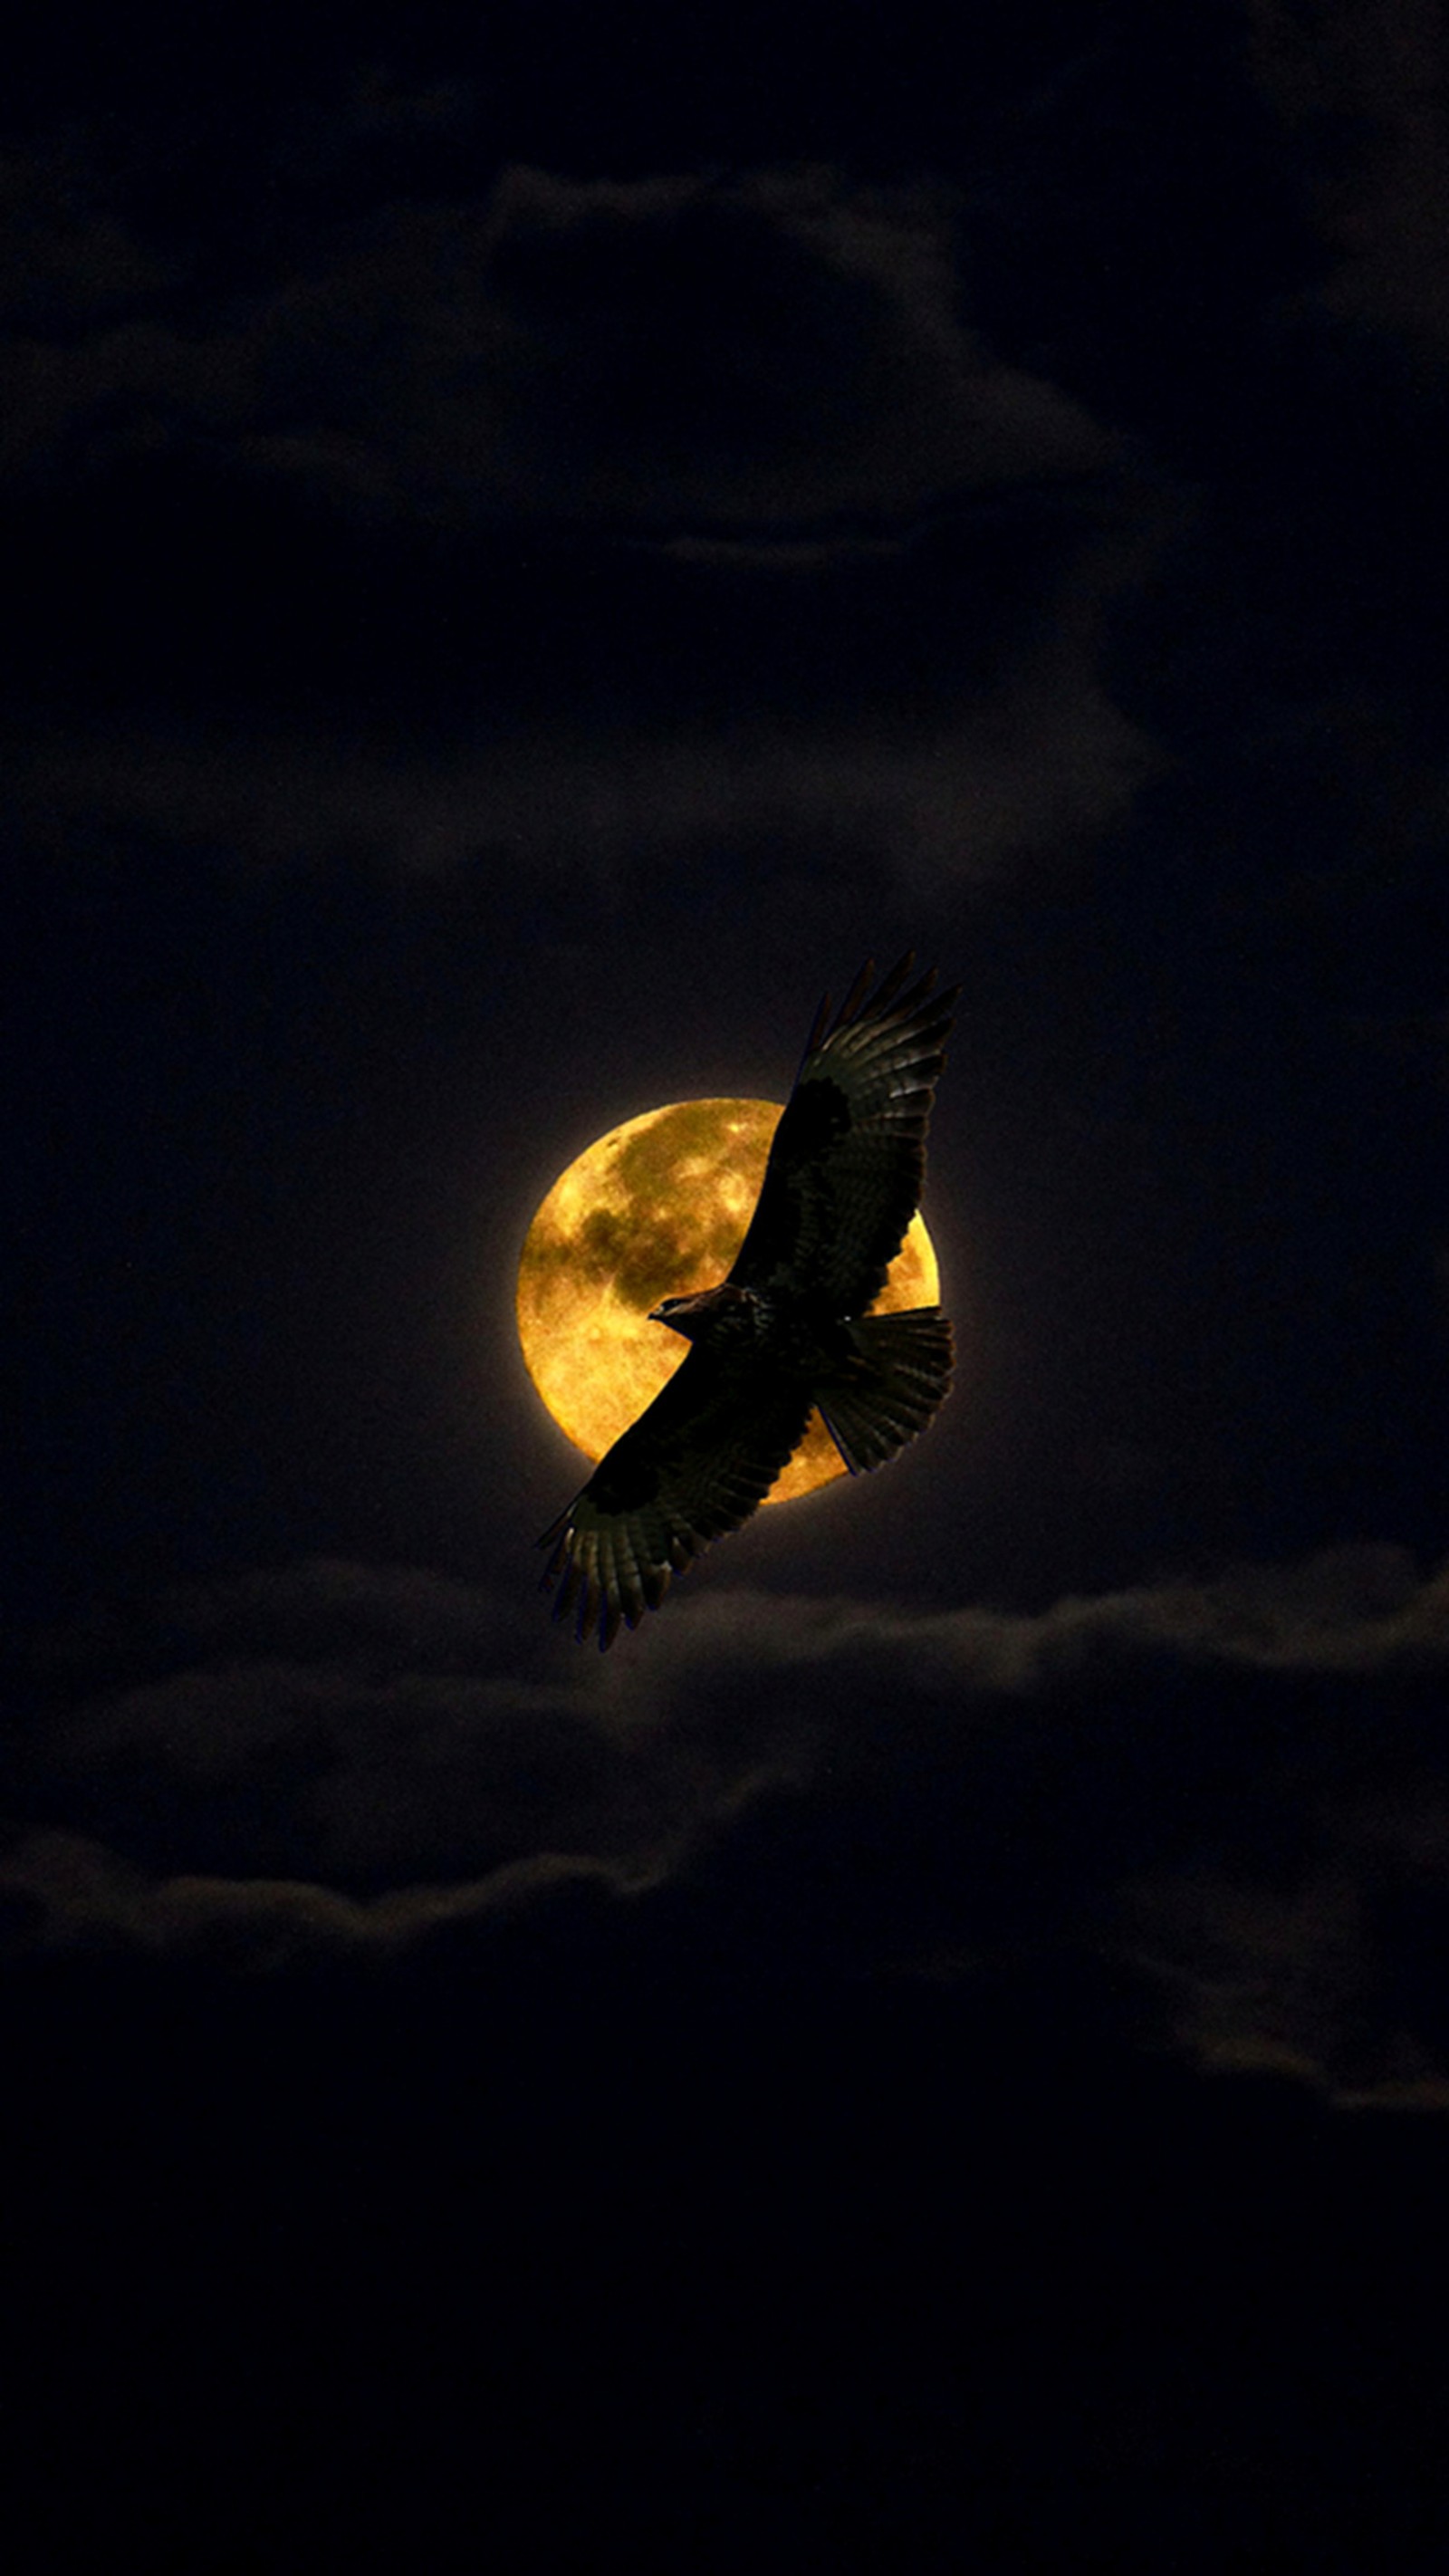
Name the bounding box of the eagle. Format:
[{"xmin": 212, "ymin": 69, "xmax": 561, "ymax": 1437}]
[{"xmin": 540, "ymin": 956, "xmax": 957, "ymax": 1647}]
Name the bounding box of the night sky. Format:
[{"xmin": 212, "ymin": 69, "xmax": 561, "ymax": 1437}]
[{"xmin": 5, "ymin": 5, "xmax": 1449, "ymax": 2561}]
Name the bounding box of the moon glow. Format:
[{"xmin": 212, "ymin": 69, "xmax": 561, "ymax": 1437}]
[{"xmin": 516, "ymin": 1099, "xmax": 941, "ymax": 1504}]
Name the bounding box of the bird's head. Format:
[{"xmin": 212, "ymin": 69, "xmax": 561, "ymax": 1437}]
[
  {"xmin": 648, "ymin": 1287, "xmax": 718, "ymax": 1341},
  {"xmin": 648, "ymin": 1283, "xmax": 751, "ymax": 1341}
]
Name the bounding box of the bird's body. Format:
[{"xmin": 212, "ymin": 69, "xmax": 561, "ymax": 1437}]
[{"xmin": 541, "ymin": 956, "xmax": 957, "ymax": 1646}]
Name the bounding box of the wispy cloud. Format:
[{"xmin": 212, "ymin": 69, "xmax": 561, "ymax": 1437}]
[
  {"xmin": 11, "ymin": 1545, "xmax": 1449, "ymax": 2104},
  {"xmin": 2, "ymin": 164, "xmax": 1118, "ymax": 526},
  {"xmin": 12, "ymin": 662, "xmax": 1158, "ymax": 886},
  {"xmin": 6, "ymin": 149, "xmax": 1167, "ymax": 885},
  {"xmin": 1248, "ymin": 0, "xmax": 1449, "ymax": 357}
]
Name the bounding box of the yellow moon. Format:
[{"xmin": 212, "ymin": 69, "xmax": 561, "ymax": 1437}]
[{"xmin": 516, "ymin": 1098, "xmax": 940, "ymax": 1504}]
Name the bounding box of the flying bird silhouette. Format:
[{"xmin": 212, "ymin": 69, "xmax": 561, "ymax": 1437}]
[{"xmin": 540, "ymin": 956, "xmax": 956, "ymax": 1646}]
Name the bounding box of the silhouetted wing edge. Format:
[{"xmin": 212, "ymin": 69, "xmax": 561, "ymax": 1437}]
[
  {"xmin": 814, "ymin": 1305, "xmax": 955, "ymax": 1473},
  {"xmin": 728, "ymin": 956, "xmax": 958, "ymax": 1309},
  {"xmin": 538, "ymin": 1357, "xmax": 811, "ymax": 1650},
  {"xmin": 796, "ymin": 951, "xmax": 921, "ymax": 1072}
]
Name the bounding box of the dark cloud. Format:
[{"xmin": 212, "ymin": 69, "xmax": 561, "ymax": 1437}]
[
  {"xmin": 11, "ymin": 661, "xmax": 1158, "ymax": 885},
  {"xmin": 1248, "ymin": 0, "xmax": 1449, "ymax": 355},
  {"xmin": 0, "ymin": 138, "xmax": 178, "ymax": 327},
  {"xmin": 10, "ymin": 1544, "xmax": 1449, "ymax": 2102},
  {"xmin": 4, "ymin": 152, "xmax": 1161, "ymax": 885},
  {"xmin": 2, "ymin": 163, "xmax": 1117, "ymax": 529}
]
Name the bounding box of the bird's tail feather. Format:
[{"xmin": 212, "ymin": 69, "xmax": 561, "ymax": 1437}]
[{"xmin": 815, "ymin": 1307, "xmax": 954, "ymax": 1474}]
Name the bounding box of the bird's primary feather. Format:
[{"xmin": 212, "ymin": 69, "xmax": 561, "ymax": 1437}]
[
  {"xmin": 539, "ymin": 1345, "xmax": 812, "ymax": 1648},
  {"xmin": 727, "ymin": 956, "xmax": 955, "ymax": 1316},
  {"xmin": 540, "ymin": 957, "xmax": 957, "ymax": 1648}
]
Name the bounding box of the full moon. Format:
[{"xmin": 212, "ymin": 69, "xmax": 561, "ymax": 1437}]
[{"xmin": 516, "ymin": 1099, "xmax": 941, "ymax": 1504}]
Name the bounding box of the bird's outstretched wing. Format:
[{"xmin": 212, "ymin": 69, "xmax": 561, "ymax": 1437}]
[
  {"xmin": 539, "ymin": 1348, "xmax": 811, "ymax": 1649},
  {"xmin": 726, "ymin": 956, "xmax": 957, "ymax": 1316}
]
